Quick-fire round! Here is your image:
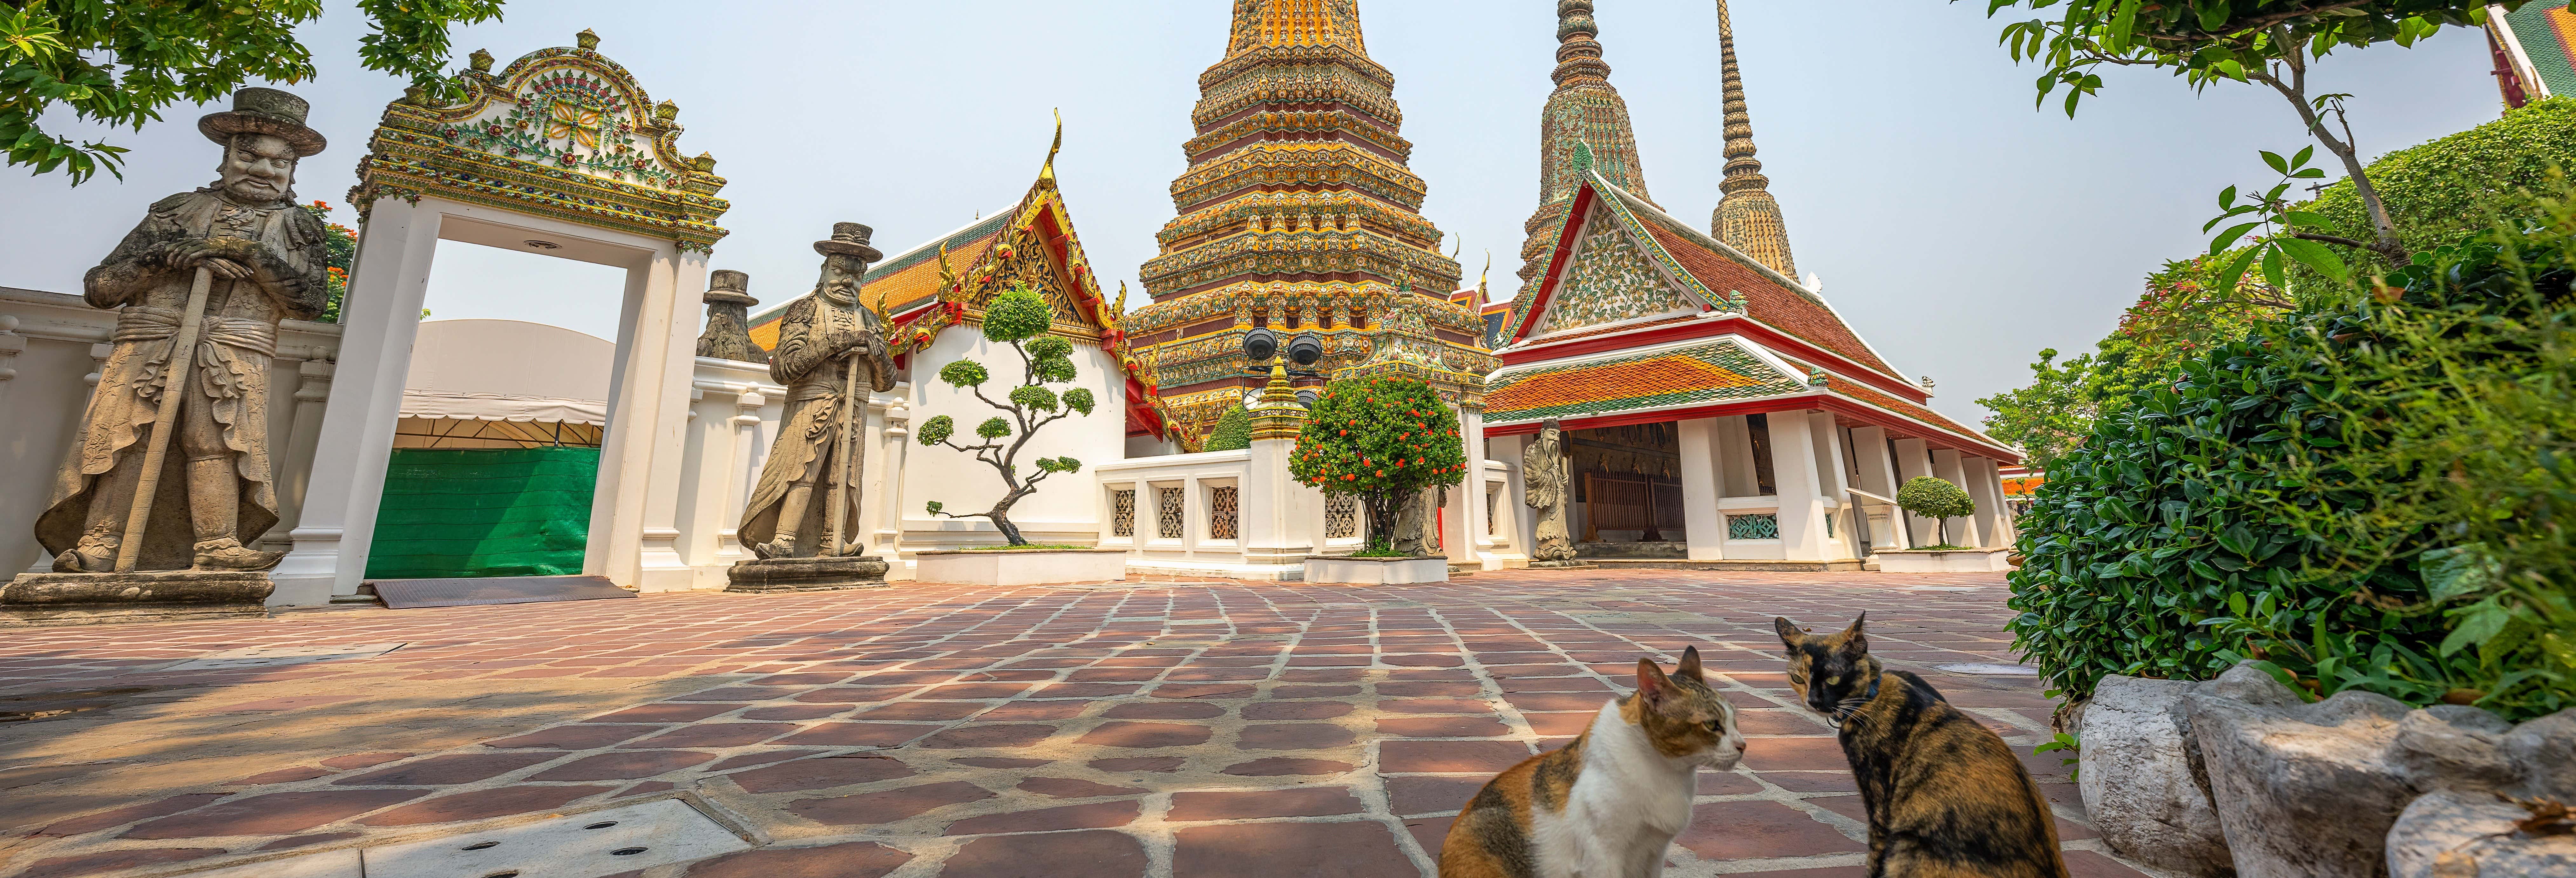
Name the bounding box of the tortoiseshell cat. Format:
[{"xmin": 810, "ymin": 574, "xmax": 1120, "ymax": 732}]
[
  {"xmin": 1440, "ymin": 646, "xmax": 1745, "ymax": 878},
  {"xmin": 1773, "ymin": 614, "xmax": 2069, "ymax": 878}
]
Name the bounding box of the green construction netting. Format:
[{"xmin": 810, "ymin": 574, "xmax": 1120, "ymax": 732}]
[{"xmin": 364, "ymin": 447, "xmax": 598, "ymax": 579}]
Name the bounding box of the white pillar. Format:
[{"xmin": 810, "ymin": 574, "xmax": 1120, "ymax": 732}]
[
  {"xmin": 1444, "ymin": 408, "xmax": 1486, "ymax": 567},
  {"xmin": 712, "ymin": 384, "xmax": 766, "ymax": 571},
  {"xmin": 1847, "ymin": 426, "xmax": 1909, "ymax": 551},
  {"xmin": 1766, "ymin": 410, "xmax": 1830, "ymax": 561},
  {"xmin": 259, "ymin": 355, "xmax": 336, "ymax": 560},
  {"xmin": 876, "ymin": 396, "xmax": 908, "ymax": 574},
  {"xmin": 1676, "ymin": 417, "xmax": 1723, "ymax": 561},
  {"xmin": 1715, "ymin": 415, "xmax": 1757, "ymax": 496},
  {"xmin": 271, "ymin": 197, "xmax": 442, "ymax": 603},
  {"xmin": 1808, "ymin": 411, "xmax": 1852, "ymax": 558},
  {"xmin": 1242, "ymin": 428, "xmax": 1315, "ymax": 567},
  {"xmin": 1929, "ymin": 449, "xmax": 1982, "ymax": 548},
  {"xmin": 672, "ymin": 377, "xmax": 736, "ymax": 591},
  {"xmin": 1490, "ymin": 435, "xmax": 1532, "ymax": 565},
  {"xmin": 1963, "ymin": 456, "xmax": 2013, "ymax": 548},
  {"xmin": 1891, "ymin": 436, "xmax": 1937, "ymax": 547},
  {"xmin": 630, "ymin": 248, "xmax": 711, "ymax": 591}
]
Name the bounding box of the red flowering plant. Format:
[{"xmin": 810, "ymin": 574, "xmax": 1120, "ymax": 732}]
[{"xmin": 1288, "ymin": 375, "xmax": 1467, "ymax": 554}]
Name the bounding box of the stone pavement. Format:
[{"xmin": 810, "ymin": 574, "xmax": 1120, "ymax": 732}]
[{"xmin": 0, "ymin": 569, "xmax": 2165, "ymax": 878}]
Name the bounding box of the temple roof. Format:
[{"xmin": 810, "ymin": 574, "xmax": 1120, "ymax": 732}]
[
  {"xmin": 1486, "ymin": 338, "xmax": 1802, "ymax": 423},
  {"xmin": 1229, "ymin": 0, "xmax": 1367, "ymax": 56},
  {"xmin": 2496, "ymin": 2, "xmax": 2576, "ymax": 104},
  {"xmin": 1708, "ymin": 0, "xmax": 1796, "ymax": 277},
  {"xmin": 1518, "ymin": 0, "xmax": 1655, "ymax": 287}
]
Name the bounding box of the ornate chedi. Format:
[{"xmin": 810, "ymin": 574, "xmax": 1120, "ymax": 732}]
[
  {"xmin": 1515, "ymin": 0, "xmax": 1655, "ymax": 289},
  {"xmin": 1123, "ymin": 0, "xmax": 1493, "ymax": 447},
  {"xmin": 1708, "ymin": 0, "xmax": 1796, "ymax": 278}
]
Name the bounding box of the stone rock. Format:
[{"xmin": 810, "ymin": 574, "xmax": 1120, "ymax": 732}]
[
  {"xmin": 2386, "ymin": 789, "xmax": 2576, "ymax": 878},
  {"xmin": 724, "ymin": 556, "xmax": 888, "ymax": 592},
  {"xmin": 2077, "ymin": 675, "xmax": 2232, "ymax": 877},
  {"xmin": 2502, "ymin": 709, "xmax": 2576, "ymax": 801},
  {"xmin": 2391, "ymin": 706, "xmax": 2517, "ymax": 794},
  {"xmin": 1, "ymin": 571, "xmax": 272, "ymax": 626},
  {"xmin": 2187, "ymin": 663, "xmax": 2416, "ymax": 878}
]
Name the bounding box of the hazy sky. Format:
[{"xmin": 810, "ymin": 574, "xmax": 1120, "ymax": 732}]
[{"xmin": 0, "ymin": 1, "xmax": 2501, "ymax": 430}]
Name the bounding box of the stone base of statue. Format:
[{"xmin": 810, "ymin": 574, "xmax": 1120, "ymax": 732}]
[
  {"xmin": 725, "ymin": 556, "xmax": 890, "ymax": 593},
  {"xmin": 1526, "ymin": 559, "xmax": 1598, "ymax": 570},
  {"xmin": 1, "ymin": 571, "xmax": 275, "ymax": 626}
]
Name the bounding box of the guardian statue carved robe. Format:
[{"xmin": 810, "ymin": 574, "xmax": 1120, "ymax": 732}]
[
  {"xmin": 1525, "ymin": 418, "xmax": 1579, "ymax": 565},
  {"xmin": 736, "ymin": 223, "xmax": 895, "ymax": 563}
]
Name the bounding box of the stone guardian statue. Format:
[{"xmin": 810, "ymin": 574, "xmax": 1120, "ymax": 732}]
[
  {"xmin": 1524, "ymin": 418, "xmax": 1584, "ymax": 567},
  {"xmin": 7, "ymin": 88, "xmax": 332, "ymax": 623},
  {"xmin": 726, "ymin": 223, "xmax": 897, "ymax": 592}
]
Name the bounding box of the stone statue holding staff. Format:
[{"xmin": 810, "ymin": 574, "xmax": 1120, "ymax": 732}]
[
  {"xmin": 33, "ymin": 88, "xmax": 331, "ymax": 575},
  {"xmin": 1524, "ymin": 418, "xmax": 1582, "ymax": 566},
  {"xmin": 727, "ymin": 222, "xmax": 896, "ymax": 591}
]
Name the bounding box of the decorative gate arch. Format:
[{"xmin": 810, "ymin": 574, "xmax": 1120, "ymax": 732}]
[{"xmin": 271, "ymin": 29, "xmax": 730, "ymax": 602}]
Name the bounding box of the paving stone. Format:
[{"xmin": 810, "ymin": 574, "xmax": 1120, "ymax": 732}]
[
  {"xmin": 39, "ymin": 794, "xmax": 230, "ymax": 836},
  {"xmin": 741, "ymin": 705, "xmax": 844, "ymax": 721},
  {"xmin": 707, "ymin": 749, "xmax": 830, "ymax": 771},
  {"xmin": 1674, "ymin": 800, "xmax": 1867, "ymax": 860},
  {"xmin": 980, "ymin": 700, "xmax": 1091, "ymax": 720},
  {"xmin": 791, "ymin": 686, "xmax": 918, "ymax": 703},
  {"xmin": 21, "ymin": 847, "xmax": 225, "ymax": 878},
  {"xmin": 685, "ymin": 840, "xmax": 912, "ymax": 878},
  {"xmin": 1268, "ymin": 685, "xmax": 1361, "ymax": 697},
  {"xmin": 124, "ymin": 789, "xmax": 428, "ymax": 839},
  {"xmin": 232, "ymin": 766, "xmax": 333, "ymax": 785},
  {"xmin": 1171, "ymin": 821, "xmax": 1417, "ymax": 878},
  {"xmin": 1404, "ymin": 816, "xmax": 1454, "ymax": 860},
  {"xmin": 786, "ymin": 780, "xmax": 994, "ymax": 825},
  {"xmin": 484, "ymin": 724, "xmax": 657, "ymax": 749},
  {"xmin": 1380, "ymin": 740, "xmax": 1534, "ymax": 774},
  {"xmin": 527, "ymin": 750, "xmax": 716, "ymax": 781},
  {"xmin": 1077, "ymin": 721, "xmax": 1213, "ymax": 748},
  {"xmin": 623, "ymin": 722, "xmax": 800, "ymax": 748},
  {"xmin": 1102, "ymin": 701, "xmax": 1225, "ymax": 719},
  {"xmin": 1149, "ymin": 683, "xmax": 1257, "ymax": 699},
  {"xmin": 1736, "ymin": 708, "xmax": 1833, "ymax": 735},
  {"xmin": 920, "ymin": 723, "xmax": 1058, "ymax": 749},
  {"xmin": 1720, "ymin": 868, "xmax": 1868, "ymax": 878},
  {"xmin": 1089, "ymin": 756, "xmax": 1187, "ymax": 773},
  {"xmin": 356, "ymin": 784, "xmax": 614, "ymax": 826},
  {"xmin": 1508, "ymin": 692, "xmax": 1616, "ymax": 712},
  {"xmin": 1379, "ymin": 698, "xmax": 1492, "ymax": 714},
  {"xmin": 943, "ymin": 800, "xmax": 1141, "ymax": 834},
  {"xmin": 1168, "ymin": 787, "xmax": 1362, "ymax": 821},
  {"xmin": 334, "ymin": 753, "xmax": 556, "ymax": 786},
  {"xmin": 1241, "ymin": 701, "xmax": 1353, "ymax": 720},
  {"xmin": 1386, "ymin": 776, "xmax": 1489, "ymax": 815},
  {"xmin": 953, "ymin": 757, "xmax": 1053, "ymax": 768},
  {"xmin": 589, "ymin": 702, "xmax": 743, "ymax": 723},
  {"xmin": 1698, "ymin": 771, "xmax": 1766, "ymax": 795},
  {"xmin": 255, "ymin": 831, "xmax": 363, "ymax": 851},
  {"xmin": 939, "ymin": 830, "xmax": 1146, "ymax": 878},
  {"xmin": 1757, "ymin": 771, "xmax": 1858, "ymax": 793},
  {"xmin": 1019, "ymin": 776, "xmax": 1147, "ymax": 798},
  {"xmin": 727, "ymin": 754, "xmax": 916, "ymax": 793},
  {"xmin": 1740, "ymin": 736, "xmax": 1851, "ymax": 772},
  {"xmin": 855, "ymin": 701, "xmax": 988, "ymax": 721},
  {"xmin": 1237, "ymin": 723, "xmax": 1358, "ymax": 749},
  {"xmin": 2062, "ymin": 850, "xmax": 2154, "ymax": 877},
  {"xmin": 1377, "ymin": 681, "xmax": 1483, "ymax": 697},
  {"xmin": 1374, "ymin": 716, "xmax": 1511, "ymax": 738},
  {"xmin": 778, "ymin": 722, "xmax": 935, "ymax": 748},
  {"xmin": 1221, "ymin": 758, "xmax": 1356, "ymax": 777},
  {"xmin": 1522, "ymin": 712, "xmax": 1598, "ymax": 736}
]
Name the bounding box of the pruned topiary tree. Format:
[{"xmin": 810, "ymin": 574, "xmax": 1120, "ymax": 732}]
[
  {"xmin": 1203, "ymin": 403, "xmax": 1252, "ymax": 452},
  {"xmin": 1896, "ymin": 476, "xmax": 1976, "ymax": 549},
  {"xmin": 916, "ymin": 284, "xmax": 1093, "ymax": 545},
  {"xmin": 1289, "ymin": 375, "xmax": 1467, "ymax": 553}
]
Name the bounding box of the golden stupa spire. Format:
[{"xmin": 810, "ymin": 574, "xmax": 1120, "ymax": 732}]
[
  {"xmin": 1709, "ymin": 0, "xmax": 1796, "ymax": 279},
  {"xmin": 1515, "ymin": 0, "xmax": 1654, "ymax": 287},
  {"xmin": 1228, "ymin": 0, "xmax": 1366, "ymax": 55}
]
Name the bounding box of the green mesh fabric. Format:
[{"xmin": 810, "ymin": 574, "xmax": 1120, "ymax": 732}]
[{"xmin": 364, "ymin": 447, "xmax": 598, "ymax": 579}]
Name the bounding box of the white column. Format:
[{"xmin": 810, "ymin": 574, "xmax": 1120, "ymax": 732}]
[
  {"xmin": 671, "ymin": 377, "xmax": 734, "ymax": 591},
  {"xmin": 1444, "ymin": 407, "xmax": 1486, "ymax": 567},
  {"xmin": 1715, "ymin": 415, "xmax": 1757, "ymax": 496},
  {"xmin": 0, "ymin": 314, "xmax": 22, "ymax": 409},
  {"xmin": 1808, "ymin": 412, "xmax": 1851, "ymax": 558},
  {"xmin": 876, "ymin": 396, "xmax": 908, "ymax": 573},
  {"xmin": 1676, "ymin": 417, "xmax": 1724, "ymax": 561},
  {"xmin": 1766, "ymin": 410, "xmax": 1830, "ymax": 561},
  {"xmin": 1891, "ymin": 437, "xmax": 1937, "ymax": 547},
  {"xmin": 713, "ymin": 385, "xmax": 767, "ymax": 569},
  {"xmin": 1929, "ymin": 449, "xmax": 1982, "ymax": 548},
  {"xmin": 629, "ymin": 248, "xmax": 711, "ymax": 591},
  {"xmin": 1963, "ymin": 456, "xmax": 2013, "ymax": 548},
  {"xmin": 1242, "ymin": 427, "xmax": 1314, "ymax": 567},
  {"xmin": 258, "ymin": 355, "xmax": 336, "ymax": 558},
  {"xmin": 1847, "ymin": 426, "xmax": 1910, "ymax": 551},
  {"xmin": 272, "ymin": 197, "xmax": 442, "ymax": 603},
  {"xmin": 1489, "ymin": 435, "xmax": 1532, "ymax": 565}
]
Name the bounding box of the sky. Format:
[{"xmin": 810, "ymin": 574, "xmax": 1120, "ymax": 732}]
[{"xmin": 0, "ymin": 1, "xmax": 2504, "ymax": 432}]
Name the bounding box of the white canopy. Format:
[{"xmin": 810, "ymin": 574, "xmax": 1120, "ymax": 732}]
[{"xmin": 400, "ymin": 320, "xmax": 613, "ymax": 425}]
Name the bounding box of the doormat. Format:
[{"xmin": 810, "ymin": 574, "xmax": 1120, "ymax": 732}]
[{"xmin": 368, "ymin": 576, "xmax": 636, "ymax": 610}]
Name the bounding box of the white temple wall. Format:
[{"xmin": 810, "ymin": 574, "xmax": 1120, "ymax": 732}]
[
  {"xmin": 897, "ymin": 329, "xmax": 1126, "ymax": 559},
  {"xmin": 1, "ymin": 288, "xmax": 341, "ymax": 577}
]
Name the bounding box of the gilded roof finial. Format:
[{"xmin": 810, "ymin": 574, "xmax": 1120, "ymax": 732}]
[
  {"xmin": 1040, "ymin": 108, "xmax": 1063, "ymax": 183},
  {"xmin": 1709, "ymin": 0, "xmax": 1797, "ymax": 278},
  {"xmin": 575, "ymin": 29, "xmax": 601, "ymax": 51}
]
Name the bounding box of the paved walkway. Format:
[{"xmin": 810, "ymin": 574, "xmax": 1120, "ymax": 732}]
[{"xmin": 0, "ymin": 569, "xmax": 2159, "ymax": 878}]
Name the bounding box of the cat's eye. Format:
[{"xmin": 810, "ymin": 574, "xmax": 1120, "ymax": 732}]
[
  {"xmin": 1704, "ymin": 719, "xmax": 1722, "ymax": 731},
  {"xmin": 1827, "ymin": 676, "xmax": 1841, "ymax": 686}
]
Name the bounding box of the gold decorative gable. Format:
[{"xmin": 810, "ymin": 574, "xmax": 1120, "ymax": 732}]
[{"xmin": 351, "ymin": 30, "xmax": 730, "ymax": 252}]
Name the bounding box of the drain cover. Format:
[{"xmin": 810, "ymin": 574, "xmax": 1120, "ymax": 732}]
[
  {"xmin": 1932, "ymin": 663, "xmax": 2040, "ymax": 676},
  {"xmin": 166, "ymin": 642, "xmax": 406, "ymax": 671},
  {"xmin": 360, "ymin": 799, "xmax": 749, "ymax": 878}
]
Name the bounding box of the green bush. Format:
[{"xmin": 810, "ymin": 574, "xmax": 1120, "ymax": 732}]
[
  {"xmin": 1204, "ymin": 404, "xmax": 1252, "ymax": 452},
  {"xmin": 2010, "ymin": 211, "xmax": 2576, "ymax": 721},
  {"xmin": 1290, "ymin": 376, "xmax": 1467, "ymax": 550},
  {"xmin": 1897, "ymin": 476, "xmax": 1977, "ymax": 548},
  {"xmin": 2306, "ymin": 98, "xmax": 2576, "ymax": 277}
]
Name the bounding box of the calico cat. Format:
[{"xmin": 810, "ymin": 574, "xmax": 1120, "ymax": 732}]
[
  {"xmin": 1773, "ymin": 613, "xmax": 2070, "ymax": 878},
  {"xmin": 1440, "ymin": 646, "xmax": 1745, "ymax": 878}
]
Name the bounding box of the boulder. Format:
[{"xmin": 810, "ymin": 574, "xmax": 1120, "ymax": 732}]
[
  {"xmin": 2078, "ymin": 675, "xmax": 2232, "ymax": 877},
  {"xmin": 2386, "ymin": 789, "xmax": 2576, "ymax": 878},
  {"xmin": 2390, "ymin": 706, "xmax": 2516, "ymax": 794},
  {"xmin": 2187, "ymin": 664, "xmax": 2416, "ymax": 878},
  {"xmin": 2501, "ymin": 709, "xmax": 2576, "ymax": 801}
]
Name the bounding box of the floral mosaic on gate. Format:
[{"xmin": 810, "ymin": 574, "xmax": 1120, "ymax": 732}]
[{"xmin": 429, "ymin": 70, "xmax": 683, "ymax": 190}]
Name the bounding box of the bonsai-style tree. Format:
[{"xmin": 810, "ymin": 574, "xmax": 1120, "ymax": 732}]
[
  {"xmin": 1289, "ymin": 375, "xmax": 1468, "ymax": 554},
  {"xmin": 1897, "ymin": 476, "xmax": 1978, "ymax": 549},
  {"xmin": 917, "ymin": 284, "xmax": 1093, "ymax": 546},
  {"xmin": 1203, "ymin": 404, "xmax": 1253, "ymax": 452}
]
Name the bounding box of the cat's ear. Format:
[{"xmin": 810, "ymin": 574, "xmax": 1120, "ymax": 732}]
[
  {"xmin": 1773, "ymin": 617, "xmax": 1804, "ymax": 650},
  {"xmin": 1636, "ymin": 658, "xmax": 1671, "ymax": 707},
  {"xmin": 1676, "ymin": 645, "xmax": 1705, "ymax": 683},
  {"xmin": 1837, "ymin": 612, "xmax": 1869, "ymax": 657}
]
